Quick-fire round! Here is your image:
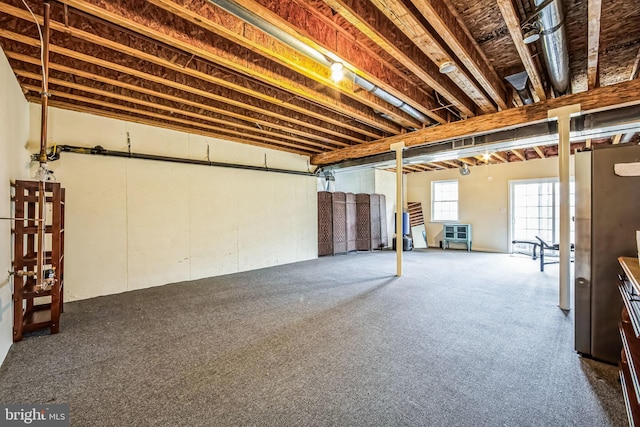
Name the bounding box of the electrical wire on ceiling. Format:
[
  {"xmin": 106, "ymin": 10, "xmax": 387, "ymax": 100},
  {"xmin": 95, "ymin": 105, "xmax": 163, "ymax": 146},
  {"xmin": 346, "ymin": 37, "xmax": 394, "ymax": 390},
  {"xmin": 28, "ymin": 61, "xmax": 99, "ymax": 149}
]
[{"xmin": 21, "ymin": 0, "xmax": 47, "ymax": 90}]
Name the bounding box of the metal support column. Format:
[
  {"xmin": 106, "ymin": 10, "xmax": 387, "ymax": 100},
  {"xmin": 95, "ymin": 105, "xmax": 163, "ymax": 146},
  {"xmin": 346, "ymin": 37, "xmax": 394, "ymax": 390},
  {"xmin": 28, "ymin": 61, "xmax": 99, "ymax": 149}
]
[
  {"xmin": 390, "ymin": 142, "xmax": 405, "ymax": 277},
  {"xmin": 548, "ymin": 104, "xmax": 581, "ymax": 310}
]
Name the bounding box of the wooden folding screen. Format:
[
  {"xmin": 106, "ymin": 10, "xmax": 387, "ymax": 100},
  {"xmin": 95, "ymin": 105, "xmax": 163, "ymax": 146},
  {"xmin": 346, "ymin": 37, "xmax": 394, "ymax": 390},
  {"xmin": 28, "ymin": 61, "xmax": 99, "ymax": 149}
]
[
  {"xmin": 356, "ymin": 193, "xmax": 371, "ymax": 250},
  {"xmin": 320, "ymin": 192, "xmax": 386, "ymax": 254},
  {"xmin": 346, "ymin": 193, "xmax": 356, "ymax": 252},
  {"xmin": 379, "ymin": 194, "xmax": 388, "ymax": 248},
  {"xmin": 317, "ymin": 191, "xmax": 333, "ymax": 256},
  {"xmin": 332, "ymin": 192, "xmax": 347, "ymax": 254},
  {"xmin": 370, "ymin": 194, "xmax": 381, "ymax": 249}
]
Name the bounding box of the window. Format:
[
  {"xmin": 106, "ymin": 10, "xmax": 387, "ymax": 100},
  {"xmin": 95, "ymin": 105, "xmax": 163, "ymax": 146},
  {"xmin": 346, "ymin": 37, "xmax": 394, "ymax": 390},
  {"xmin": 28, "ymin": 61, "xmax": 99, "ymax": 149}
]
[
  {"xmin": 432, "ymin": 180, "xmax": 458, "ymax": 221},
  {"xmin": 510, "ymin": 179, "xmax": 575, "ymax": 254}
]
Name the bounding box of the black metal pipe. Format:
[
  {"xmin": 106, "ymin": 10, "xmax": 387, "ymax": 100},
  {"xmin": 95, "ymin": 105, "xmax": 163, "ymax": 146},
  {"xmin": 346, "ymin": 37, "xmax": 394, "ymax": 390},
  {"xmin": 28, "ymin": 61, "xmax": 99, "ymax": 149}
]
[{"xmin": 55, "ymin": 145, "xmax": 318, "ymax": 177}]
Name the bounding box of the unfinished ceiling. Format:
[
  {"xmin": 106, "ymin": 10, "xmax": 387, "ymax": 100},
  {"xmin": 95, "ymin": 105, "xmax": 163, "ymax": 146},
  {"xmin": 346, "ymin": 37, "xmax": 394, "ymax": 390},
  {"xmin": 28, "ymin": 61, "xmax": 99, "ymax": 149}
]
[{"xmin": 0, "ymin": 0, "xmax": 639, "ymax": 172}]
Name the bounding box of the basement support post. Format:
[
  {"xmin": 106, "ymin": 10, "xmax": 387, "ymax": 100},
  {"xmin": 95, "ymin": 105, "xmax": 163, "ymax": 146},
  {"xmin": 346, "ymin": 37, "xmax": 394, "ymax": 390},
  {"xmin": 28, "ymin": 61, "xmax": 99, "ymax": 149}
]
[
  {"xmin": 548, "ymin": 104, "xmax": 581, "ymax": 311},
  {"xmin": 391, "ymin": 142, "xmax": 405, "ymax": 277}
]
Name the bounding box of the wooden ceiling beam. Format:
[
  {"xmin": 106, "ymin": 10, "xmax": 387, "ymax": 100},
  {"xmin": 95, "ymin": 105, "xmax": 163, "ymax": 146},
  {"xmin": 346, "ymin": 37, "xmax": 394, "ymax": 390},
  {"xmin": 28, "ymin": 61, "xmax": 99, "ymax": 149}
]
[
  {"xmin": 0, "ymin": 4, "xmax": 383, "ymax": 140},
  {"xmin": 632, "ymin": 46, "xmax": 640, "ymax": 80},
  {"xmin": 366, "ymin": 0, "xmax": 496, "ymax": 113},
  {"xmin": 403, "ymin": 165, "xmax": 423, "ymax": 173},
  {"xmin": 158, "ymin": 0, "xmax": 448, "ymax": 125},
  {"xmin": 491, "ymin": 152, "xmax": 508, "ymax": 163},
  {"xmin": 6, "ymin": 49, "xmax": 358, "ymax": 149},
  {"xmin": 16, "ymin": 69, "xmax": 338, "ymax": 151},
  {"xmin": 409, "ymin": 0, "xmax": 507, "ymax": 110},
  {"xmin": 533, "ymin": 146, "xmax": 545, "ymax": 159},
  {"xmin": 311, "ymin": 77, "xmax": 640, "ymax": 165},
  {"xmin": 458, "ymin": 158, "xmax": 477, "ymax": 166},
  {"xmin": 1, "ymin": 40, "xmax": 369, "ymax": 147},
  {"xmin": 425, "ymin": 162, "xmax": 445, "ymax": 170},
  {"xmin": 26, "ymin": 96, "xmax": 314, "ymax": 156},
  {"xmin": 441, "ymin": 160, "xmax": 461, "ymax": 168},
  {"xmin": 587, "ymin": 0, "xmax": 602, "ymax": 90},
  {"xmin": 20, "ymin": 82, "xmax": 324, "ymax": 154},
  {"xmin": 511, "ymin": 149, "xmax": 526, "ymax": 161},
  {"xmin": 496, "ymin": 0, "xmax": 546, "ymax": 101},
  {"xmin": 322, "ymin": 0, "xmax": 477, "ymax": 118},
  {"xmin": 53, "ymin": 0, "xmax": 410, "ymax": 133},
  {"xmin": 612, "ymin": 134, "xmax": 622, "ymax": 144}
]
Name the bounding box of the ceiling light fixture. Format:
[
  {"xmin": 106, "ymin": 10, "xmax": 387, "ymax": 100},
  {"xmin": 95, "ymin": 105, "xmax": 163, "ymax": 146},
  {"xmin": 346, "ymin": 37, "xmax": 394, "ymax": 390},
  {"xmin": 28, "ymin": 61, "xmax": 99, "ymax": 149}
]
[
  {"xmin": 438, "ymin": 61, "xmax": 457, "ymax": 74},
  {"xmin": 330, "ymin": 62, "xmax": 344, "ymax": 82},
  {"xmin": 483, "ymin": 153, "xmax": 492, "ymax": 161},
  {"xmin": 522, "ymin": 22, "xmax": 541, "ymax": 44}
]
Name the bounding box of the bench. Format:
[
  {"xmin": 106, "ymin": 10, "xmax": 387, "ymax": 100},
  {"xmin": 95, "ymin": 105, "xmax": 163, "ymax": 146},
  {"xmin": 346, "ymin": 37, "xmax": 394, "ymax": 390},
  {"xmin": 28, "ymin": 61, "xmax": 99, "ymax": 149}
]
[{"xmin": 512, "ymin": 236, "xmax": 574, "ymax": 272}]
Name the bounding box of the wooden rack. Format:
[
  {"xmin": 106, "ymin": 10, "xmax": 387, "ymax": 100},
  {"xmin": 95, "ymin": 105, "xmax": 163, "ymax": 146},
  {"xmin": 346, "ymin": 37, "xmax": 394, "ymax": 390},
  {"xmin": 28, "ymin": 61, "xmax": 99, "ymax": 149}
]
[{"xmin": 11, "ymin": 180, "xmax": 65, "ymax": 342}]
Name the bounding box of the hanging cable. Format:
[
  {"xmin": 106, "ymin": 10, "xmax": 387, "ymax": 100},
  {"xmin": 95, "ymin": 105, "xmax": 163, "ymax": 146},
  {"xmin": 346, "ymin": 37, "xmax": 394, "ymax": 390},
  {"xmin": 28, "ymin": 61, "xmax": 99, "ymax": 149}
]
[{"xmin": 21, "ymin": 0, "xmax": 47, "ymax": 90}]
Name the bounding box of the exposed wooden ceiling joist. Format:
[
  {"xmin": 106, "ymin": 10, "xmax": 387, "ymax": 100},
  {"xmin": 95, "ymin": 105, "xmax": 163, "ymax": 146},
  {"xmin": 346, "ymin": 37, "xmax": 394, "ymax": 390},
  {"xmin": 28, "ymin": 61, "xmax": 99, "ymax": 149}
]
[
  {"xmin": 587, "ymin": 0, "xmax": 602, "ymax": 90},
  {"xmin": 458, "ymin": 157, "xmax": 477, "ymax": 166},
  {"xmin": 367, "ymin": 0, "xmax": 497, "ymax": 114},
  {"xmin": 496, "ymin": 0, "xmax": 546, "ymax": 101},
  {"xmin": 0, "ymin": 0, "xmax": 637, "ymax": 165},
  {"xmin": 54, "ymin": 0, "xmax": 410, "ymax": 132},
  {"xmin": 147, "ymin": 0, "xmax": 443, "ymax": 127},
  {"xmin": 533, "ymin": 146, "xmax": 545, "ymax": 158},
  {"xmin": 321, "ymin": 0, "xmax": 477, "ymax": 119},
  {"xmin": 491, "ymin": 152, "xmax": 507, "ymax": 163},
  {"xmin": 0, "ymin": 3, "xmax": 384, "ymax": 142},
  {"xmin": 407, "ymin": 0, "xmax": 507, "ymax": 110},
  {"xmin": 511, "ymin": 149, "xmax": 526, "ymax": 161}
]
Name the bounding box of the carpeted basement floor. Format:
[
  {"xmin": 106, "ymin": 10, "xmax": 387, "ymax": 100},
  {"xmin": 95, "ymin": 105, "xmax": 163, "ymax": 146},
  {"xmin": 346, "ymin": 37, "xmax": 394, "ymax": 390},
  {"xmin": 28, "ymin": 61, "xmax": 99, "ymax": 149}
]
[{"xmin": 0, "ymin": 250, "xmax": 628, "ymax": 426}]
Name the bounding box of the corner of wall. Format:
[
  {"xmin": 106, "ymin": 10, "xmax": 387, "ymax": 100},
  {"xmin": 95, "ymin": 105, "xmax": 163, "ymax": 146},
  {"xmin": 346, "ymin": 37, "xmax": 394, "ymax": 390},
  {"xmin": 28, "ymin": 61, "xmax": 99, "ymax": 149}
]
[{"xmin": 0, "ymin": 47, "xmax": 31, "ymax": 366}]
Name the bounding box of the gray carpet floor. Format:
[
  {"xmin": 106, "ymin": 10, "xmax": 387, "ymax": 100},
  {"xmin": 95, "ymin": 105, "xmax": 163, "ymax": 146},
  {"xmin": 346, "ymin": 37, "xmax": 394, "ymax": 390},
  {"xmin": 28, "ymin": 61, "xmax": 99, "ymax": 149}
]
[{"xmin": 0, "ymin": 250, "xmax": 627, "ymax": 426}]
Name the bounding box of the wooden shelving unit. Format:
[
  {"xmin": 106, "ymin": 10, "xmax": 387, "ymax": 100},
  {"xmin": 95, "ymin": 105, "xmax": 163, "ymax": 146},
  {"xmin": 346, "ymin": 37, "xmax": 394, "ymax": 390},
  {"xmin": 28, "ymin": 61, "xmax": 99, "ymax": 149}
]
[
  {"xmin": 11, "ymin": 180, "xmax": 65, "ymax": 342},
  {"xmin": 618, "ymin": 257, "xmax": 640, "ymax": 426}
]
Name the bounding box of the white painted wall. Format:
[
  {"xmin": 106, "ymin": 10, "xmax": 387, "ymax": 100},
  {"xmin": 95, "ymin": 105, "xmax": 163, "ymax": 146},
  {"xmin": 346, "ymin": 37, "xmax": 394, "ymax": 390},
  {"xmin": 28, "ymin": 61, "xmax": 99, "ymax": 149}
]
[
  {"xmin": 407, "ymin": 157, "xmax": 571, "ymax": 252},
  {"xmin": 374, "ymin": 169, "xmax": 397, "ymax": 247},
  {"xmin": 29, "ymin": 106, "xmax": 318, "ymax": 301},
  {"xmin": 333, "ymin": 168, "xmax": 375, "ymax": 194},
  {"xmin": 0, "ymin": 49, "xmax": 31, "ymax": 364}
]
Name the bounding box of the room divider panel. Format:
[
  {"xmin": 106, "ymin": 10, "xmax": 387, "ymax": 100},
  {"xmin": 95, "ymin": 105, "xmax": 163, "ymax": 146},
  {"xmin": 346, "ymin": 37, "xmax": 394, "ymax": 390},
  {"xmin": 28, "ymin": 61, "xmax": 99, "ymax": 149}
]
[
  {"xmin": 317, "ymin": 191, "xmax": 333, "ymax": 256},
  {"xmin": 319, "ymin": 192, "xmax": 386, "ymax": 255},
  {"xmin": 346, "ymin": 193, "xmax": 356, "ymax": 252},
  {"xmin": 332, "ymin": 192, "xmax": 347, "ymax": 254}
]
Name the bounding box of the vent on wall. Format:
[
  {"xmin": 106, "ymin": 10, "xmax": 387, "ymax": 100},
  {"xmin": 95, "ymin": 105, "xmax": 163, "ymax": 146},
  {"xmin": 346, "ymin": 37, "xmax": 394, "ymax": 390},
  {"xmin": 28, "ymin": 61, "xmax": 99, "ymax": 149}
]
[{"xmin": 452, "ymin": 138, "xmax": 475, "ymax": 149}]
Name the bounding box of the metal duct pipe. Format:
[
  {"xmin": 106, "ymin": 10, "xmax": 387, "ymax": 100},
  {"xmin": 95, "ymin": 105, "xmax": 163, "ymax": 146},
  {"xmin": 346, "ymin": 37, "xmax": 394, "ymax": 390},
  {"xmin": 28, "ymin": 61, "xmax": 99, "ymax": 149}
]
[
  {"xmin": 505, "ymin": 71, "xmax": 534, "ymax": 105},
  {"xmin": 534, "ymin": 0, "xmax": 570, "ymax": 94},
  {"xmin": 208, "ymin": 0, "xmax": 430, "ymax": 126},
  {"xmin": 319, "ymin": 104, "xmax": 640, "ymax": 172},
  {"xmin": 52, "ymin": 145, "xmax": 318, "ymax": 177}
]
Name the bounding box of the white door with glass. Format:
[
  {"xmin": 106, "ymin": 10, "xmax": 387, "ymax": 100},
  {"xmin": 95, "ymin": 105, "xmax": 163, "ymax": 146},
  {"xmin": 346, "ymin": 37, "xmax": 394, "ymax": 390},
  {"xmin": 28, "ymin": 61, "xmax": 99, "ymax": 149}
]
[{"xmin": 509, "ymin": 179, "xmax": 575, "ymax": 255}]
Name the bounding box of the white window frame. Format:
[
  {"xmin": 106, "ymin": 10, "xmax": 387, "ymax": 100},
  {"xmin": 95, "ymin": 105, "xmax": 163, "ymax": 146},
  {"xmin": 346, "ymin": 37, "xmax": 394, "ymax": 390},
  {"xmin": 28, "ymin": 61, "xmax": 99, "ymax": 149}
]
[{"xmin": 431, "ymin": 179, "xmax": 459, "ymax": 222}]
